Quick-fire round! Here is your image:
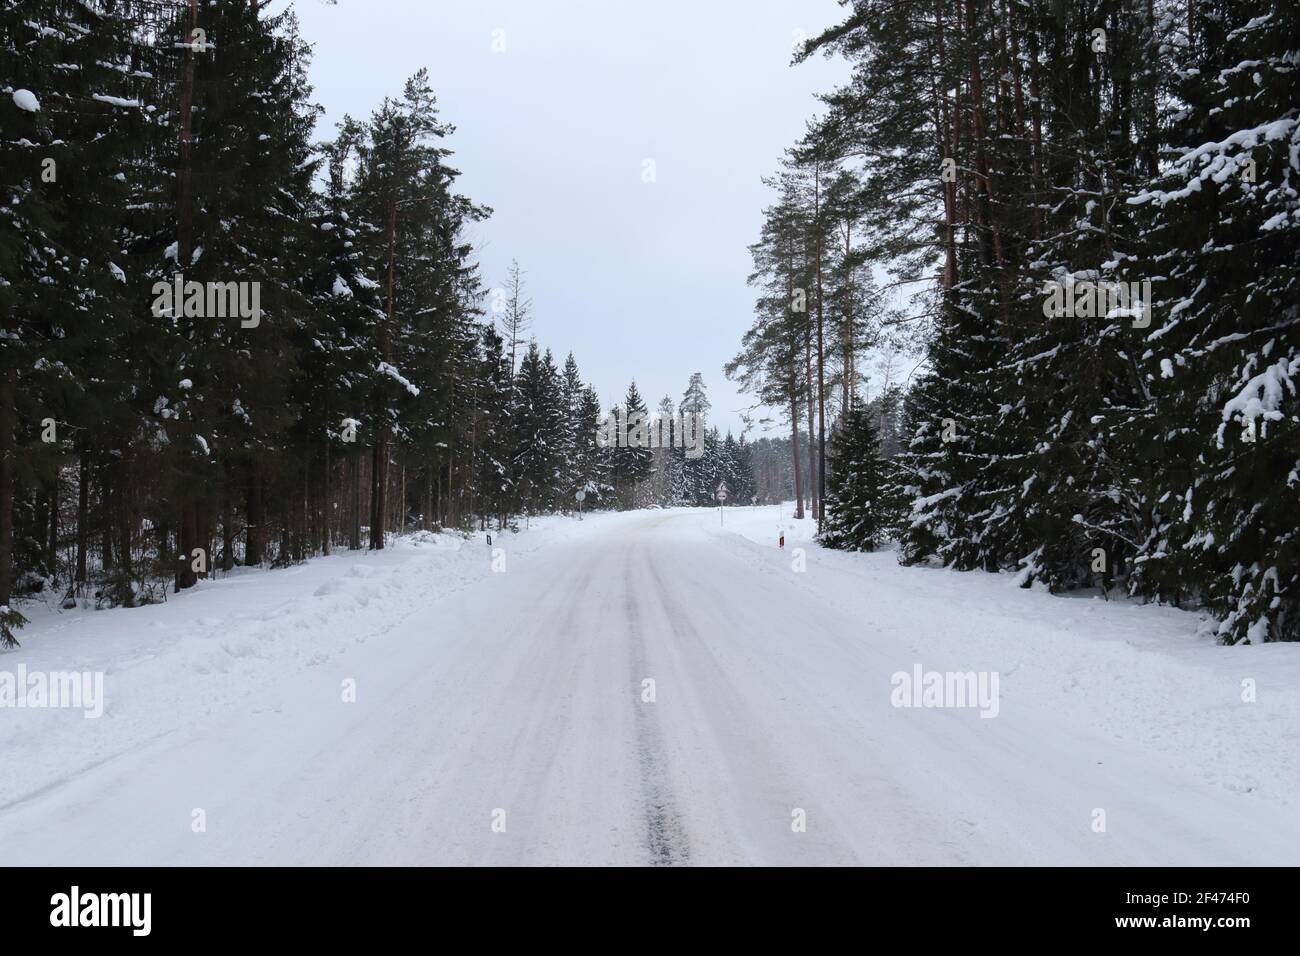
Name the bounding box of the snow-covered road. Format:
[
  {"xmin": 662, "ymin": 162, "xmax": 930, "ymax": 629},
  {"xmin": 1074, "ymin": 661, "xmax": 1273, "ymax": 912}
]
[{"xmin": 1, "ymin": 507, "xmax": 1297, "ymax": 865}]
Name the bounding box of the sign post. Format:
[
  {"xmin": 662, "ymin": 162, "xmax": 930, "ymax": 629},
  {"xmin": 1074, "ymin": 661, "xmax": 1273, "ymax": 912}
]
[
  {"xmin": 575, "ymin": 488, "xmax": 586, "ymax": 520},
  {"xmin": 715, "ymin": 480, "xmax": 730, "ymax": 526}
]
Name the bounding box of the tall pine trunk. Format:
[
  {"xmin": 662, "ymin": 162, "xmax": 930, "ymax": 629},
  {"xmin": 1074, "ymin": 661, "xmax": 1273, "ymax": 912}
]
[
  {"xmin": 172, "ymin": 0, "xmax": 201, "ymax": 592},
  {"xmin": 934, "ymin": 0, "xmax": 960, "ymax": 287},
  {"xmin": 221, "ymin": 486, "xmax": 235, "ymax": 572},
  {"xmin": 0, "ymin": 368, "xmax": 15, "ymax": 621},
  {"xmin": 371, "ymin": 198, "xmax": 398, "ymax": 551},
  {"xmin": 245, "ymin": 462, "xmax": 265, "ymax": 565},
  {"xmin": 176, "ymin": 499, "xmax": 198, "ymax": 591},
  {"xmin": 349, "ymin": 455, "xmax": 362, "ymax": 550},
  {"xmin": 813, "ymin": 164, "xmax": 827, "ymax": 528},
  {"xmin": 369, "ymin": 438, "xmax": 387, "ymax": 550},
  {"xmin": 804, "ymin": 330, "xmax": 818, "ymax": 518},
  {"xmin": 75, "ymin": 449, "xmax": 89, "ymax": 587},
  {"xmin": 789, "ymin": 384, "xmax": 804, "ymax": 520},
  {"xmin": 46, "ymin": 476, "xmax": 59, "ymax": 581}
]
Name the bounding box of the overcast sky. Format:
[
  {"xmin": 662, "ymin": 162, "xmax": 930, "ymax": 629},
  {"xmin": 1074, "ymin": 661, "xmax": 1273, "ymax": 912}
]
[{"xmin": 274, "ymin": 0, "xmax": 850, "ymax": 436}]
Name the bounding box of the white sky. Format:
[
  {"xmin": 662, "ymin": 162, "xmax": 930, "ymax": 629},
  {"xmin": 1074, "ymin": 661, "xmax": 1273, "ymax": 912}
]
[{"xmin": 275, "ymin": 0, "xmax": 851, "ymax": 436}]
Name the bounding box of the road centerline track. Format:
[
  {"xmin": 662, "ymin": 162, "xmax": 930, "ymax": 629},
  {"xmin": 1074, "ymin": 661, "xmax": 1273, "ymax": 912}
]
[{"xmin": 624, "ymin": 544, "xmax": 690, "ymax": 866}]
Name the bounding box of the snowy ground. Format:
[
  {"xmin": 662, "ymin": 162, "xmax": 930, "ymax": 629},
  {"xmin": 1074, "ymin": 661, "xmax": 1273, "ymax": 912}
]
[{"xmin": 0, "ymin": 505, "xmax": 1297, "ymax": 865}]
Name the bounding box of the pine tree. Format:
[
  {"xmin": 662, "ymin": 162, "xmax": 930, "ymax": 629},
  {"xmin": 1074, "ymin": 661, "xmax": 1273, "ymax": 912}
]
[
  {"xmin": 300, "ymin": 116, "xmax": 384, "ymax": 551},
  {"xmin": 728, "ymin": 182, "xmax": 815, "ymax": 519},
  {"xmin": 352, "ymin": 69, "xmax": 468, "ymax": 546},
  {"xmin": 651, "ymin": 395, "xmax": 677, "ymax": 506},
  {"xmin": 498, "ymin": 259, "xmax": 531, "ymax": 378},
  {"xmin": 681, "ymin": 372, "xmax": 711, "ymax": 422}
]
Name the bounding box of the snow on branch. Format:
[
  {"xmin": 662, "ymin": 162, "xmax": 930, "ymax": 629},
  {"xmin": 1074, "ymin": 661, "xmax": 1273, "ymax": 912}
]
[
  {"xmin": 377, "ymin": 361, "xmax": 420, "ymax": 397},
  {"xmin": 1128, "ymin": 118, "xmax": 1298, "ymax": 207}
]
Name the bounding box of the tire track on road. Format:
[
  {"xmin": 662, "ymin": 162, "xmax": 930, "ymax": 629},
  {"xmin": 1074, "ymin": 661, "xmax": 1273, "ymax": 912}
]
[{"xmin": 623, "ymin": 545, "xmax": 690, "ymax": 866}]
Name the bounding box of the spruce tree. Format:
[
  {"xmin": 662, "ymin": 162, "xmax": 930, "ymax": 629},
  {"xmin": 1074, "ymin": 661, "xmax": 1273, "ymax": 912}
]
[
  {"xmin": 573, "ymin": 385, "xmax": 609, "ymax": 506},
  {"xmin": 510, "ymin": 343, "xmax": 565, "ymax": 515},
  {"xmin": 611, "ymin": 381, "xmax": 653, "ymax": 506},
  {"xmin": 0, "ymin": 0, "xmax": 146, "ymax": 631},
  {"xmin": 1124, "ymin": 2, "xmax": 1300, "ymax": 642},
  {"xmin": 820, "ymin": 407, "xmax": 895, "ymax": 551}
]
